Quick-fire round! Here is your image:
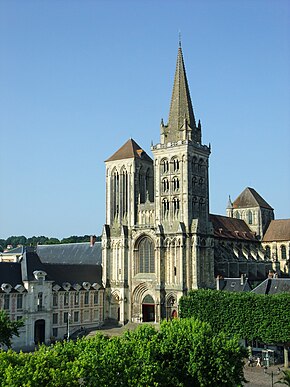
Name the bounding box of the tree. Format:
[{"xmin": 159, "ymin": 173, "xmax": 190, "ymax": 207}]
[
  {"xmin": 0, "ymin": 311, "xmax": 24, "ymax": 348},
  {"xmin": 276, "ymin": 370, "xmax": 290, "ymax": 385},
  {"xmin": 179, "ymin": 290, "xmax": 290, "ymax": 368}
]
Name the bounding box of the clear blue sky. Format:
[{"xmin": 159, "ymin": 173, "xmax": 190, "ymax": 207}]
[{"xmin": 0, "ymin": 0, "xmax": 289, "ymax": 240}]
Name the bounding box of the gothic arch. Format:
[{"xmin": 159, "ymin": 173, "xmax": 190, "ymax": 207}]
[{"xmin": 134, "ymin": 236, "xmax": 155, "ymax": 274}]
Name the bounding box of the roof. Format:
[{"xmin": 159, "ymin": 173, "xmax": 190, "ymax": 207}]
[
  {"xmin": 252, "ymin": 278, "xmax": 290, "ymax": 295},
  {"xmin": 217, "ymin": 277, "xmax": 252, "ymax": 292},
  {"xmin": 37, "ymin": 242, "xmax": 102, "ymax": 265},
  {"xmin": 210, "ymin": 214, "xmax": 258, "ymax": 241},
  {"xmin": 233, "ymin": 187, "xmax": 273, "ymax": 210},
  {"xmin": 167, "ymin": 46, "xmax": 196, "ymax": 140},
  {"xmin": 263, "ymin": 219, "xmax": 290, "ymax": 242},
  {"xmin": 2, "ymin": 246, "xmax": 24, "ymax": 255},
  {"xmin": 106, "ymin": 138, "xmax": 152, "ymax": 162},
  {"xmin": 0, "ymin": 262, "xmax": 22, "ymax": 290}
]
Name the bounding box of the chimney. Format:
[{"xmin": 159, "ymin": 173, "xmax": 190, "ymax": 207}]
[
  {"xmin": 216, "ymin": 275, "xmax": 224, "ymax": 290},
  {"xmin": 90, "ymin": 235, "xmax": 96, "ymax": 247},
  {"xmin": 240, "ymin": 273, "xmax": 245, "ymax": 285}
]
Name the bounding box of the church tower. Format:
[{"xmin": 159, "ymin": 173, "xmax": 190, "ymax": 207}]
[{"xmin": 102, "ymin": 44, "xmax": 214, "ymax": 325}]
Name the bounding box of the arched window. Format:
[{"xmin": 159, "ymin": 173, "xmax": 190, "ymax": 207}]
[
  {"xmin": 162, "ymin": 198, "xmax": 169, "ymax": 216},
  {"xmin": 265, "ymin": 245, "xmax": 271, "ymax": 259},
  {"xmin": 172, "ymin": 158, "xmax": 179, "ymax": 172},
  {"xmin": 248, "ymin": 210, "xmax": 253, "ymax": 225},
  {"xmin": 173, "ymin": 197, "xmax": 180, "ymax": 216},
  {"xmin": 162, "ymin": 178, "xmax": 169, "ymax": 192},
  {"xmin": 281, "ymin": 245, "xmax": 287, "ymax": 260},
  {"xmin": 137, "ymin": 237, "xmax": 155, "ymax": 273},
  {"xmin": 235, "ymin": 211, "xmax": 240, "ymax": 219},
  {"xmin": 173, "ymin": 177, "xmax": 179, "ymax": 191},
  {"xmin": 161, "ymin": 159, "xmax": 169, "ymax": 174},
  {"xmin": 112, "ymin": 170, "xmax": 119, "ymax": 217}
]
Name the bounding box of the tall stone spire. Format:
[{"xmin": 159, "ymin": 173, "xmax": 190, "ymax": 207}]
[{"xmin": 161, "ymin": 45, "xmax": 197, "ymax": 144}]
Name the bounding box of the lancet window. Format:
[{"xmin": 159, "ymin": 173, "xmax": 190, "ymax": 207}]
[{"xmin": 136, "ymin": 237, "xmax": 155, "ymax": 274}]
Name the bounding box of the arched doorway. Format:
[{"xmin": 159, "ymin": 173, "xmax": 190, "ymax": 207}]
[
  {"xmin": 142, "ymin": 294, "xmax": 155, "ymax": 322},
  {"xmin": 34, "ymin": 319, "xmax": 45, "ymax": 344}
]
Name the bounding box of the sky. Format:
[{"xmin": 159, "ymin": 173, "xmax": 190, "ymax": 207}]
[{"xmin": 0, "ymin": 0, "xmax": 289, "ymax": 240}]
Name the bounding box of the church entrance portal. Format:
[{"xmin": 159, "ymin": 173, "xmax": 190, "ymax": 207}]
[
  {"xmin": 34, "ymin": 319, "xmax": 45, "ymax": 344},
  {"xmin": 142, "ymin": 295, "xmax": 155, "ymax": 322}
]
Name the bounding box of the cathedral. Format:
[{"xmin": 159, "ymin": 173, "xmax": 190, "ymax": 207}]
[{"xmin": 101, "ymin": 44, "xmax": 289, "ymax": 325}]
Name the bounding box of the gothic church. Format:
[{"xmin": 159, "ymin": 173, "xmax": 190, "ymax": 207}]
[{"xmin": 101, "ymin": 44, "xmax": 284, "ymax": 324}]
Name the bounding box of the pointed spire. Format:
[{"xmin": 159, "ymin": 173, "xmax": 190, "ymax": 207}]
[{"xmin": 165, "ymin": 45, "xmax": 196, "ymax": 143}]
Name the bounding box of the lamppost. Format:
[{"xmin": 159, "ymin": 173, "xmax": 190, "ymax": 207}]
[
  {"xmin": 263, "ymin": 367, "xmax": 280, "ymax": 387},
  {"xmin": 67, "ymin": 313, "xmax": 71, "ymax": 341}
]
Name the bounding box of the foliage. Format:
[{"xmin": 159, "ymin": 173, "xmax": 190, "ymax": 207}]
[
  {"xmin": 0, "ymin": 311, "xmax": 24, "ymax": 348},
  {"xmin": 0, "ymin": 235, "xmax": 101, "ymax": 249},
  {"xmin": 0, "ymin": 319, "xmax": 246, "ymax": 387},
  {"xmin": 275, "ymin": 370, "xmax": 290, "ymax": 385},
  {"xmin": 179, "ymin": 289, "xmax": 290, "ymax": 345}
]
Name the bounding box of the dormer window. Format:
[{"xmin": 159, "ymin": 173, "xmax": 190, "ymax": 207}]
[{"xmin": 33, "ymin": 270, "xmax": 47, "ymax": 284}]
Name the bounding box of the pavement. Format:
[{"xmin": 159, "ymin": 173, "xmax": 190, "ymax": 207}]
[
  {"xmin": 243, "ymin": 364, "xmax": 284, "ymax": 386},
  {"xmin": 87, "ymin": 322, "xmax": 286, "ymax": 386}
]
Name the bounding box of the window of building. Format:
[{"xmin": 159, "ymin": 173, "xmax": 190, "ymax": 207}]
[
  {"xmin": 248, "ymin": 210, "xmax": 253, "ymax": 224},
  {"xmin": 37, "ymin": 292, "xmax": 43, "ymax": 311},
  {"xmin": 4, "ymin": 294, "xmax": 10, "ymax": 310},
  {"xmin": 17, "ymin": 294, "xmax": 23, "ymax": 310},
  {"xmin": 53, "ymin": 313, "xmax": 58, "ymax": 325},
  {"xmin": 64, "ymin": 292, "xmax": 69, "ymax": 307},
  {"xmin": 173, "ymin": 158, "xmax": 179, "ymax": 172},
  {"xmin": 162, "ymin": 198, "xmax": 169, "ymax": 216},
  {"xmin": 53, "ymin": 292, "xmax": 58, "ymax": 307},
  {"xmin": 137, "ymin": 237, "xmax": 155, "ymax": 274},
  {"xmin": 16, "ymin": 315, "xmax": 22, "ymax": 321},
  {"xmin": 281, "ymin": 245, "xmax": 287, "ymax": 260},
  {"xmin": 74, "ymin": 292, "xmax": 79, "ymax": 306},
  {"xmin": 235, "ymin": 211, "xmax": 240, "ymax": 219},
  {"xmin": 173, "ymin": 177, "xmax": 179, "ymax": 191},
  {"xmin": 84, "ymin": 291, "xmax": 90, "ymax": 305},
  {"xmin": 162, "ymin": 178, "xmax": 169, "ymax": 192},
  {"xmin": 74, "ymin": 311, "xmax": 79, "ymax": 323},
  {"xmin": 265, "ymin": 246, "xmax": 271, "ymax": 258},
  {"xmin": 83, "ymin": 310, "xmax": 89, "ymax": 321},
  {"xmin": 94, "ymin": 292, "xmax": 99, "ymax": 305},
  {"xmin": 52, "ymin": 328, "xmax": 58, "ymax": 338},
  {"xmin": 161, "ymin": 159, "xmax": 169, "ymax": 174},
  {"xmin": 173, "ymin": 197, "xmax": 180, "ymax": 215}
]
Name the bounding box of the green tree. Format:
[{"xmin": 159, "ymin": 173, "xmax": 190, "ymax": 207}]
[
  {"xmin": 0, "ymin": 311, "xmax": 24, "ymax": 348},
  {"xmin": 275, "ymin": 370, "xmax": 290, "ymax": 385}
]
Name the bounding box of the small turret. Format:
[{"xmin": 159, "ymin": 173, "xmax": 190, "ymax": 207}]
[{"xmin": 226, "ymin": 195, "xmax": 233, "ymax": 218}]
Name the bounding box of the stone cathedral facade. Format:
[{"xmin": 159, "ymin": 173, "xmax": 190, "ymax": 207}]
[{"xmin": 102, "ymin": 45, "xmax": 215, "ymax": 324}]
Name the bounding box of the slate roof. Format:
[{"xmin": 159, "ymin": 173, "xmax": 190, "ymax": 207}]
[
  {"xmin": 252, "ymin": 278, "xmax": 290, "ymax": 295},
  {"xmin": 0, "ymin": 262, "xmax": 22, "ymax": 290},
  {"xmin": 263, "ymin": 219, "xmax": 290, "ymax": 242},
  {"xmin": 2, "ymin": 246, "xmax": 24, "ymax": 255},
  {"xmin": 217, "ymin": 277, "xmax": 252, "ymax": 292},
  {"xmin": 37, "ymin": 242, "xmax": 102, "ymax": 265},
  {"xmin": 106, "ymin": 138, "xmax": 152, "ymax": 162},
  {"xmin": 233, "ymin": 187, "xmax": 273, "ymax": 210},
  {"xmin": 210, "ymin": 214, "xmax": 258, "ymax": 241}
]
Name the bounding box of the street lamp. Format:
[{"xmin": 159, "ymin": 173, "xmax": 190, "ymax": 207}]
[
  {"xmin": 67, "ymin": 313, "xmax": 71, "ymax": 341},
  {"xmin": 263, "ymin": 366, "xmax": 280, "ymax": 387}
]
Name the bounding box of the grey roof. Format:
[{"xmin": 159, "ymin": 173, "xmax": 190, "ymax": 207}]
[
  {"xmin": 217, "ymin": 277, "xmax": 252, "ymax": 292},
  {"xmin": 0, "ymin": 262, "xmax": 22, "ymax": 290},
  {"xmin": 252, "ymin": 278, "xmax": 290, "ymax": 295},
  {"xmin": 2, "ymin": 246, "xmax": 24, "ymax": 255},
  {"xmin": 37, "ymin": 242, "xmax": 102, "ymax": 265}
]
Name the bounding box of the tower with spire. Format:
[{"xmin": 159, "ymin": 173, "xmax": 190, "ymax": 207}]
[{"xmin": 102, "ymin": 44, "xmax": 215, "ymax": 325}]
